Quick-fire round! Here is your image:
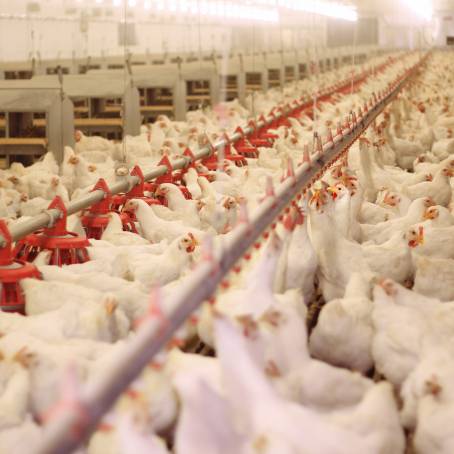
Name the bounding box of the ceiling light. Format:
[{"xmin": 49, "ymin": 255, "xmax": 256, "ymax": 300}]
[
  {"xmin": 401, "ymin": 0, "xmax": 432, "ymax": 21},
  {"xmin": 284, "ymin": 1, "xmax": 358, "ymax": 22}
]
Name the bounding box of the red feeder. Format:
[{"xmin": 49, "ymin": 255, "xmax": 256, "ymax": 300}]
[
  {"xmin": 81, "ymin": 179, "xmax": 136, "ymax": 239},
  {"xmin": 111, "ymin": 165, "xmax": 162, "ymax": 213},
  {"xmin": 248, "ymin": 119, "xmax": 275, "ymax": 148},
  {"xmin": 146, "ymin": 156, "xmax": 192, "ymax": 202},
  {"xmin": 15, "ymin": 197, "xmax": 90, "ymax": 266},
  {"xmin": 203, "ymin": 134, "xmax": 247, "ymax": 170},
  {"xmin": 174, "ymin": 148, "xmax": 196, "ymax": 181},
  {"xmin": 0, "ymin": 220, "xmax": 41, "ymax": 313},
  {"xmin": 233, "ymin": 127, "xmax": 259, "ymax": 159},
  {"xmin": 256, "ymin": 114, "xmax": 279, "ymax": 142}
]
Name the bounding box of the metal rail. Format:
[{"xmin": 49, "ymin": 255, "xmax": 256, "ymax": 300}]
[
  {"xmin": 36, "ymin": 54, "xmax": 426, "ymax": 454},
  {"xmin": 1, "ymin": 54, "xmax": 398, "ymax": 247}
]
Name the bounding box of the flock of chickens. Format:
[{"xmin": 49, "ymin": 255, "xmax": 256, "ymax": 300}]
[{"xmin": 0, "ymin": 50, "xmax": 452, "ymax": 454}]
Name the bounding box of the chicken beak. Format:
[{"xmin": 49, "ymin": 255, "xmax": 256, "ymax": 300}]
[
  {"xmin": 186, "ymin": 233, "xmax": 199, "ymax": 253},
  {"xmin": 105, "ymin": 299, "xmax": 117, "ymax": 315},
  {"xmin": 283, "ymin": 213, "xmax": 296, "ymax": 232},
  {"xmin": 423, "ymin": 209, "xmax": 436, "ymax": 220},
  {"xmin": 409, "ymin": 227, "xmax": 425, "ymax": 248},
  {"xmin": 327, "ymin": 186, "xmax": 338, "ymax": 200},
  {"xmin": 122, "ymin": 202, "xmax": 135, "ymax": 215},
  {"xmin": 417, "ymin": 226, "xmax": 424, "ymax": 246}
]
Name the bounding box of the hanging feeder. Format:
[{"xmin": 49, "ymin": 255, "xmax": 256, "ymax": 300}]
[
  {"xmin": 0, "ymin": 220, "xmax": 41, "ymax": 314},
  {"xmin": 146, "ymin": 155, "xmax": 192, "ymax": 202},
  {"xmin": 255, "ymin": 114, "xmax": 279, "ymax": 142},
  {"xmin": 233, "ymin": 127, "xmax": 259, "ymax": 159},
  {"xmin": 202, "ymin": 134, "xmax": 247, "ymax": 170},
  {"xmin": 80, "ymin": 179, "xmax": 136, "ymax": 239},
  {"xmin": 111, "ymin": 165, "xmax": 162, "ymax": 214},
  {"xmin": 15, "ymin": 196, "xmax": 90, "ymax": 266},
  {"xmin": 247, "ymin": 119, "xmax": 275, "ymax": 148}
]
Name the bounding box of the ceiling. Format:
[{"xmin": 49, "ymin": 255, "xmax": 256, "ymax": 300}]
[{"xmin": 351, "ymin": 0, "xmax": 454, "ymax": 15}]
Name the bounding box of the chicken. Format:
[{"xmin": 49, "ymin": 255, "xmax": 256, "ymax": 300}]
[
  {"xmin": 371, "ymin": 280, "xmax": 449, "ymax": 387},
  {"xmin": 326, "ymin": 382, "xmax": 405, "ymax": 454},
  {"xmin": 403, "ymin": 168, "xmax": 452, "ymax": 207},
  {"xmin": 0, "ymin": 350, "xmax": 32, "ymax": 430},
  {"xmin": 213, "ymin": 316, "xmax": 384, "ymax": 454},
  {"xmin": 360, "ymin": 197, "xmax": 433, "ymax": 244},
  {"xmin": 156, "ymin": 183, "xmax": 201, "ymax": 228},
  {"xmin": 413, "ymin": 255, "xmax": 454, "ymax": 301},
  {"xmin": 361, "ymin": 230, "xmax": 413, "ymax": 284},
  {"xmin": 254, "ymin": 299, "xmax": 374, "ymax": 411},
  {"xmin": 123, "ymin": 199, "xmax": 204, "ymax": 243},
  {"xmin": 124, "ymin": 233, "xmax": 199, "ymax": 289},
  {"xmin": 0, "ymin": 418, "xmax": 42, "ymax": 454},
  {"xmin": 75, "ymin": 130, "xmax": 115, "ymax": 154},
  {"xmin": 0, "ymin": 296, "xmax": 129, "ymax": 343},
  {"xmin": 308, "ymin": 189, "xmax": 371, "ymax": 300},
  {"xmin": 310, "ymin": 272, "xmax": 375, "ymax": 374},
  {"xmin": 274, "ymin": 207, "xmax": 317, "ymax": 302},
  {"xmin": 406, "ymin": 224, "xmax": 454, "ymax": 259},
  {"xmin": 101, "ymin": 213, "xmax": 151, "ymax": 246},
  {"xmin": 197, "ymin": 233, "xmax": 286, "ymax": 347},
  {"xmin": 182, "ymin": 168, "xmax": 202, "ymax": 200}
]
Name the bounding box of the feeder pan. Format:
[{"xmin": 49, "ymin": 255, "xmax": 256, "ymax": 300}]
[
  {"xmin": 111, "ymin": 165, "xmax": 161, "ymax": 214},
  {"xmin": 15, "ymin": 197, "xmax": 90, "ymax": 266},
  {"xmin": 202, "ymin": 134, "xmax": 247, "ymax": 170},
  {"xmin": 147, "ymin": 156, "xmax": 192, "ymax": 202},
  {"xmin": 0, "ymin": 220, "xmax": 41, "ymax": 314},
  {"xmin": 248, "ymin": 118, "xmax": 276, "ymax": 148},
  {"xmin": 256, "ymin": 114, "xmax": 280, "ymax": 142},
  {"xmin": 233, "ymin": 127, "xmax": 259, "ymax": 159},
  {"xmin": 81, "ymin": 179, "xmax": 137, "ymax": 239},
  {"xmin": 177, "ymin": 148, "xmax": 215, "ymax": 180}
]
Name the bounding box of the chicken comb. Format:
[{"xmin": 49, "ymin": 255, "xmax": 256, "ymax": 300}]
[{"xmin": 283, "ymin": 212, "xmax": 296, "ymax": 232}]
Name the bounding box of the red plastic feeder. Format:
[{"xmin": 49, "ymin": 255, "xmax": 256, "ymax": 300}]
[
  {"xmin": 111, "ymin": 165, "xmax": 162, "ymax": 213},
  {"xmin": 146, "ymin": 155, "xmax": 192, "ymax": 202},
  {"xmin": 0, "ymin": 220, "xmax": 41, "ymax": 313},
  {"xmin": 256, "ymin": 114, "xmax": 280, "ymax": 142},
  {"xmin": 202, "ymin": 134, "xmax": 247, "ymax": 170},
  {"xmin": 248, "ymin": 119, "xmax": 276, "ymax": 148},
  {"xmin": 233, "ymin": 127, "xmax": 259, "ymax": 159},
  {"xmin": 15, "ymin": 197, "xmax": 90, "ymax": 266},
  {"xmin": 81, "ymin": 179, "xmax": 136, "ymax": 239}
]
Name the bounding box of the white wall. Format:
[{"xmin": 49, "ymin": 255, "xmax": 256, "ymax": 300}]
[
  {"xmin": 432, "ymin": 14, "xmax": 454, "ymax": 46},
  {"xmin": 0, "ymin": 0, "xmax": 385, "ymax": 64}
]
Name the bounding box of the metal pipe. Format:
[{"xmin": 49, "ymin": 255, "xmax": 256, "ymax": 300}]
[{"xmin": 36, "ymin": 55, "xmax": 426, "ymax": 454}]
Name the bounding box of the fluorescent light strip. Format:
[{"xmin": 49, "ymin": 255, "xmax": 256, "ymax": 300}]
[
  {"xmin": 109, "ymin": 0, "xmax": 356, "ymax": 23},
  {"xmin": 281, "ymin": 0, "xmax": 358, "ymax": 22},
  {"xmin": 401, "ymin": 0, "xmax": 432, "ymax": 21}
]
